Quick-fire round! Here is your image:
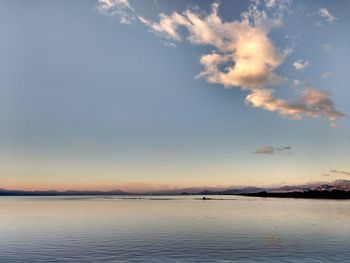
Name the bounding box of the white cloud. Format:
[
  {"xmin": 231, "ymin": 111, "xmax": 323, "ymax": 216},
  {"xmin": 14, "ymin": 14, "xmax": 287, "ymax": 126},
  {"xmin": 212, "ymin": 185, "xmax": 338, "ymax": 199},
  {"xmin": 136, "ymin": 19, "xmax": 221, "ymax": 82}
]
[
  {"xmin": 265, "ymin": 0, "xmax": 277, "ymax": 8},
  {"xmin": 98, "ymin": 0, "xmax": 343, "ymax": 124},
  {"xmin": 138, "ymin": 13, "xmax": 187, "ymax": 41},
  {"xmin": 318, "ymin": 8, "xmax": 337, "ymax": 23},
  {"xmin": 142, "ymin": 2, "xmax": 290, "ymax": 89},
  {"xmin": 98, "ymin": 0, "xmax": 136, "ymax": 24},
  {"xmin": 162, "ymin": 41, "xmax": 176, "ymax": 48},
  {"xmin": 293, "ymin": 79, "xmax": 300, "ymax": 86},
  {"xmin": 293, "ymin": 60, "xmax": 309, "ymax": 71}
]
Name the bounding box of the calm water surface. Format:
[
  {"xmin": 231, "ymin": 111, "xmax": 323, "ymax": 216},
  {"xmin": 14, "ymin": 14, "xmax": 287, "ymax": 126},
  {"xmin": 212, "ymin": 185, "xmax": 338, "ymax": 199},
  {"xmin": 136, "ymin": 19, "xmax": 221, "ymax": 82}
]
[{"xmin": 1, "ymin": 195, "xmax": 350, "ymax": 262}]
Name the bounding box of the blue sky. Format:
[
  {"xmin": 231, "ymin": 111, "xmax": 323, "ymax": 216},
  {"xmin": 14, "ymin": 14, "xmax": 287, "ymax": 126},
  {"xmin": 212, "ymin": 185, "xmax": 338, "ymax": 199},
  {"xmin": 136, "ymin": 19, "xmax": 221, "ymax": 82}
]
[{"xmin": 0, "ymin": 0, "xmax": 349, "ymax": 191}]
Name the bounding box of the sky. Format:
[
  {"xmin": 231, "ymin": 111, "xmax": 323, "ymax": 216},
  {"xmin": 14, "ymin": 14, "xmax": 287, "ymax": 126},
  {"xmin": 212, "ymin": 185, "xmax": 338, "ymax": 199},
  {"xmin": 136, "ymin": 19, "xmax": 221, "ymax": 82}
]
[{"xmin": 0, "ymin": 0, "xmax": 349, "ymax": 192}]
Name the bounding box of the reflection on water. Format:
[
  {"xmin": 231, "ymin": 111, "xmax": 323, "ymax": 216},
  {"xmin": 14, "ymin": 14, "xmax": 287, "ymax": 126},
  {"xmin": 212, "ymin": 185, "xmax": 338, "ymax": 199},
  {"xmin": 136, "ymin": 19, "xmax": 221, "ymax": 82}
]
[{"xmin": 1, "ymin": 195, "xmax": 350, "ymax": 262}]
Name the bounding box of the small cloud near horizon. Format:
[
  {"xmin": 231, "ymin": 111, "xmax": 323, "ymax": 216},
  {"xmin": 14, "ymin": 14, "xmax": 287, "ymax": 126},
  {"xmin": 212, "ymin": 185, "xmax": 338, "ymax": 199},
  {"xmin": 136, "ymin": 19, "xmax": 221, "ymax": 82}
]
[
  {"xmin": 329, "ymin": 169, "xmax": 350, "ymax": 176},
  {"xmin": 254, "ymin": 146, "xmax": 292, "ymax": 155}
]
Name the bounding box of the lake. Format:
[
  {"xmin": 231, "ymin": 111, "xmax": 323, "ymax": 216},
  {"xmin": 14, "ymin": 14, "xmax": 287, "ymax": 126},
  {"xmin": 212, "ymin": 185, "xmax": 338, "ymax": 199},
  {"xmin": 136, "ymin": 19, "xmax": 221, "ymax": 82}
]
[{"xmin": 1, "ymin": 195, "xmax": 350, "ymax": 262}]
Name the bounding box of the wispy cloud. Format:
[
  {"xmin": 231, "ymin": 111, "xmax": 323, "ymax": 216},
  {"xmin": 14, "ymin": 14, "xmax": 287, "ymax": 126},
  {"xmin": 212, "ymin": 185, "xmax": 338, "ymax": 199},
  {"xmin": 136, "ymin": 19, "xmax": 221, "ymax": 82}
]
[
  {"xmin": 98, "ymin": 0, "xmax": 343, "ymax": 125},
  {"xmin": 255, "ymin": 146, "xmax": 292, "ymax": 155},
  {"xmin": 161, "ymin": 41, "xmax": 176, "ymax": 48},
  {"xmin": 292, "ymin": 79, "xmax": 300, "ymax": 86},
  {"xmin": 321, "ymin": 43, "xmax": 331, "ymax": 51},
  {"xmin": 329, "ymin": 169, "xmax": 350, "ymax": 176},
  {"xmin": 293, "ymin": 60, "xmax": 309, "ymax": 71},
  {"xmin": 265, "ymin": 0, "xmax": 277, "ymax": 8},
  {"xmin": 98, "ymin": 0, "xmax": 136, "ymax": 24},
  {"xmin": 246, "ymin": 88, "xmax": 343, "ymax": 121},
  {"xmin": 321, "ymin": 72, "xmax": 333, "ymax": 79},
  {"xmin": 319, "ymin": 8, "xmax": 337, "ymax": 23}
]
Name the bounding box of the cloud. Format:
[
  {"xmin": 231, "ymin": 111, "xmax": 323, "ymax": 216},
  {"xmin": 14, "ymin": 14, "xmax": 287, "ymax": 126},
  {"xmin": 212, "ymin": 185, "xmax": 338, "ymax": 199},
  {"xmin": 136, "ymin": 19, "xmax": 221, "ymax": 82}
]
[
  {"xmin": 161, "ymin": 41, "xmax": 176, "ymax": 48},
  {"xmin": 321, "ymin": 72, "xmax": 333, "ymax": 79},
  {"xmin": 329, "ymin": 169, "xmax": 350, "ymax": 176},
  {"xmin": 138, "ymin": 13, "xmax": 183, "ymax": 41},
  {"xmin": 293, "ymin": 60, "xmax": 309, "ymax": 71},
  {"xmin": 265, "ymin": 0, "xmax": 277, "ymax": 8},
  {"xmin": 246, "ymin": 88, "xmax": 343, "ymax": 121},
  {"xmin": 293, "ymin": 79, "xmax": 300, "ymax": 86},
  {"xmin": 98, "ymin": 0, "xmax": 136, "ymax": 24},
  {"xmin": 319, "ymin": 8, "xmax": 337, "ymax": 23},
  {"xmin": 255, "ymin": 146, "xmax": 291, "ymax": 155},
  {"xmin": 98, "ymin": 1, "xmax": 343, "ymax": 125},
  {"xmin": 321, "ymin": 43, "xmax": 331, "ymax": 51}
]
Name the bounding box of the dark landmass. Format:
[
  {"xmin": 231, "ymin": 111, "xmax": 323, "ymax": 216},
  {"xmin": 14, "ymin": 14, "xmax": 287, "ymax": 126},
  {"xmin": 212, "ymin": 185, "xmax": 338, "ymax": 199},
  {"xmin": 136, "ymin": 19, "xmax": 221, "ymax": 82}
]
[
  {"xmin": 195, "ymin": 179, "xmax": 350, "ymax": 198},
  {"xmin": 240, "ymin": 190, "xmax": 350, "ymax": 199}
]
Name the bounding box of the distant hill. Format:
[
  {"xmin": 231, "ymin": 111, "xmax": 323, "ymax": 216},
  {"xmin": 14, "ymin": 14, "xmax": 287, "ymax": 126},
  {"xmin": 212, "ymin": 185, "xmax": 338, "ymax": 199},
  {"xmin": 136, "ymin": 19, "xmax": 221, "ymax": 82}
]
[
  {"xmin": 195, "ymin": 180, "xmax": 350, "ymax": 195},
  {"xmin": 315, "ymin": 179, "xmax": 350, "ymax": 191},
  {"xmin": 234, "ymin": 180, "xmax": 350, "ymax": 199},
  {"xmin": 1, "ymin": 179, "xmax": 350, "ymax": 196},
  {"xmin": 0, "ymin": 189, "xmax": 128, "ymax": 196}
]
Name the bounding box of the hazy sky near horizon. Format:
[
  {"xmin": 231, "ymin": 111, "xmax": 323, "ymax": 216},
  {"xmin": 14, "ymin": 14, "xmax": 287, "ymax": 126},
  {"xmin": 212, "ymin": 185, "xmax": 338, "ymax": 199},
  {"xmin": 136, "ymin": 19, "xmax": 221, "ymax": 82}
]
[{"xmin": 1, "ymin": 0, "xmax": 350, "ymax": 191}]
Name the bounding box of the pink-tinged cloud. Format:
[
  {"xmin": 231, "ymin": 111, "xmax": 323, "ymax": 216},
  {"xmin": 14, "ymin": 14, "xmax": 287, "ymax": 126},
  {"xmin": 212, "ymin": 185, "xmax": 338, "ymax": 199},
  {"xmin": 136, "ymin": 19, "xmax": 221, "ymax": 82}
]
[
  {"xmin": 255, "ymin": 146, "xmax": 291, "ymax": 155},
  {"xmin": 330, "ymin": 169, "xmax": 350, "ymax": 176}
]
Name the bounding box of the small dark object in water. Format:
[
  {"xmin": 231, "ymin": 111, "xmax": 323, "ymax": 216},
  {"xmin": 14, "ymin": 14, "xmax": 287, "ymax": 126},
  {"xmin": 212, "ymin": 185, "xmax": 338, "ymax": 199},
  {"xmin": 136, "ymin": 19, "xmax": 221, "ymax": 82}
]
[{"xmin": 202, "ymin": 196, "xmax": 206, "ymax": 200}]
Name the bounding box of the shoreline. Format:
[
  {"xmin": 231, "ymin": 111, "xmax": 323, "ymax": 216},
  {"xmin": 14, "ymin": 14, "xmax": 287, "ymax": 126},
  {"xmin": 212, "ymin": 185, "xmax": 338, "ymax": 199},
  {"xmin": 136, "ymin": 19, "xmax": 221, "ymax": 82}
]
[{"xmin": 1, "ymin": 190, "xmax": 350, "ymax": 199}]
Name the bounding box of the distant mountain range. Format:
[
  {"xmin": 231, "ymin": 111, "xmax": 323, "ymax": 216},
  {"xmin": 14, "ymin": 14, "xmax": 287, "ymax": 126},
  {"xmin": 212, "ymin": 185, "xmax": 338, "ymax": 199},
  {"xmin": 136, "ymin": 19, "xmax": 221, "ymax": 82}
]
[
  {"xmin": 196, "ymin": 179, "xmax": 350, "ymax": 195},
  {"xmin": 0, "ymin": 189, "xmax": 128, "ymax": 196},
  {"xmin": 315, "ymin": 179, "xmax": 350, "ymax": 191},
  {"xmin": 1, "ymin": 179, "xmax": 350, "ymax": 196}
]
